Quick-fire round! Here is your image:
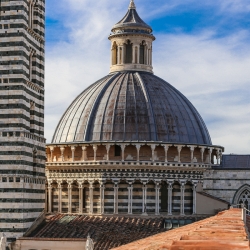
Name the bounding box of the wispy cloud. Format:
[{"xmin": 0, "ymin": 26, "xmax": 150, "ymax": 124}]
[{"xmin": 45, "ymin": 0, "xmax": 250, "ymax": 154}]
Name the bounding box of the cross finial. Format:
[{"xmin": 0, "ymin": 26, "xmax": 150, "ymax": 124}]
[{"xmin": 129, "ymin": 0, "xmax": 136, "ymax": 9}]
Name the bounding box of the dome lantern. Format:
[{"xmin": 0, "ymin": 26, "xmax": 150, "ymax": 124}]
[{"xmin": 109, "ymin": 0, "xmax": 155, "ymax": 73}]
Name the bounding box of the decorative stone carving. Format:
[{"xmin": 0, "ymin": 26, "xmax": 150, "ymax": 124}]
[
  {"xmin": 0, "ymin": 233, "xmax": 7, "ymax": 250},
  {"xmin": 85, "ymin": 234, "xmax": 94, "ymax": 250}
]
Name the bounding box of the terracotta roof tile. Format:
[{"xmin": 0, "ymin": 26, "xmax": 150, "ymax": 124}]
[{"xmin": 112, "ymin": 209, "xmax": 250, "ymax": 250}]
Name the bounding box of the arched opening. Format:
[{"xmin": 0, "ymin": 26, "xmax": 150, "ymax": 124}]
[
  {"xmin": 160, "ymin": 181, "xmax": 168, "ymax": 212},
  {"xmin": 140, "ymin": 41, "xmax": 145, "ymax": 64},
  {"xmin": 96, "ymin": 145, "xmax": 106, "ymax": 161},
  {"xmin": 204, "ymin": 148, "xmax": 210, "ymax": 163},
  {"xmin": 74, "ymin": 146, "xmax": 82, "ymax": 161},
  {"xmin": 184, "ymin": 182, "xmax": 193, "ymax": 215},
  {"xmin": 125, "ymin": 40, "xmax": 132, "ymax": 63},
  {"xmin": 155, "ymin": 146, "xmax": 164, "ymax": 162},
  {"xmin": 86, "ymin": 146, "xmax": 94, "ymax": 161},
  {"xmin": 211, "ymin": 149, "xmax": 217, "ymax": 164},
  {"xmin": 109, "ymin": 145, "xmax": 122, "ymax": 161},
  {"xmin": 180, "ymin": 147, "xmax": 191, "ymax": 163},
  {"xmin": 172, "ymin": 181, "xmax": 181, "ymax": 215},
  {"xmin": 139, "ymin": 145, "xmax": 151, "ymax": 161},
  {"xmin": 112, "ymin": 42, "xmax": 118, "ymax": 65},
  {"xmin": 168, "ymin": 146, "xmax": 178, "ymax": 162},
  {"xmin": 53, "ymin": 147, "xmax": 61, "ymax": 162},
  {"xmin": 194, "ymin": 147, "xmax": 202, "ymax": 163},
  {"xmin": 124, "ymin": 145, "xmax": 137, "ymax": 161},
  {"xmin": 63, "ymin": 146, "xmax": 71, "ymax": 161}
]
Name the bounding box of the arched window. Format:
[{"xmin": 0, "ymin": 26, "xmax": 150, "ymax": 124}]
[
  {"xmin": 239, "ymin": 190, "xmax": 250, "ymax": 214},
  {"xmin": 112, "ymin": 42, "xmax": 118, "ymax": 65},
  {"xmin": 140, "ymin": 41, "xmax": 145, "ymax": 64},
  {"xmin": 125, "ymin": 40, "xmax": 132, "ymax": 64}
]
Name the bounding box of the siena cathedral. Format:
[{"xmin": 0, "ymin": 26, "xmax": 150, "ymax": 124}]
[{"xmin": 0, "ymin": 0, "xmax": 250, "ymax": 248}]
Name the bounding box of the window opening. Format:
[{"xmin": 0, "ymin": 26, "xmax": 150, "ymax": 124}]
[
  {"xmin": 115, "ymin": 145, "xmax": 121, "ymax": 157},
  {"xmin": 125, "ymin": 40, "xmax": 132, "ymax": 63},
  {"xmin": 239, "ymin": 190, "xmax": 250, "ymax": 215}
]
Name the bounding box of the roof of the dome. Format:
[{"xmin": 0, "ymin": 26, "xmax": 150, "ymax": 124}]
[
  {"xmin": 112, "ymin": 1, "xmax": 152, "ymax": 32},
  {"xmin": 52, "ymin": 71, "xmax": 212, "ymax": 145}
]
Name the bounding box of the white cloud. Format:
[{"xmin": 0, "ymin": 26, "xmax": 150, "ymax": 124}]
[{"xmin": 45, "ymin": 0, "xmax": 250, "ymax": 154}]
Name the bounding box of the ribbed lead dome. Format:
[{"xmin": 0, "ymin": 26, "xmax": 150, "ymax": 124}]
[{"xmin": 52, "ymin": 72, "xmax": 212, "ymax": 145}]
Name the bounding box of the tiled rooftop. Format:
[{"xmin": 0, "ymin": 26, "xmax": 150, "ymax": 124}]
[
  {"xmin": 29, "ymin": 214, "xmax": 166, "ymax": 250},
  {"xmin": 214, "ymin": 155, "xmax": 250, "ymax": 169},
  {"xmin": 112, "ymin": 208, "xmax": 250, "ymax": 250}
]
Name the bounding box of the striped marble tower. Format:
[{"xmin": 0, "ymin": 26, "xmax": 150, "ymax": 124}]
[{"xmin": 0, "ymin": 0, "xmax": 46, "ymax": 242}]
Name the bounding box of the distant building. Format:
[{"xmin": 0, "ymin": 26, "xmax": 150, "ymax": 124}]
[{"xmin": 0, "ymin": 0, "xmax": 46, "ymax": 242}]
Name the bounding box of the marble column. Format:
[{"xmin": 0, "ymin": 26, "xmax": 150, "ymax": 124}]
[
  {"xmin": 132, "ymin": 45, "xmax": 135, "ymax": 64},
  {"xmin": 71, "ymin": 146, "xmax": 75, "ymax": 162},
  {"xmin": 155, "ymin": 183, "xmax": 160, "ymax": 215},
  {"xmin": 151, "ymin": 145, "xmax": 156, "ymax": 162},
  {"xmin": 79, "ymin": 184, "xmax": 83, "ymax": 214},
  {"xmin": 192, "ymin": 183, "xmax": 197, "ymax": 214},
  {"xmin": 114, "ymin": 183, "xmax": 119, "ymax": 214},
  {"xmin": 100, "ymin": 183, "xmax": 105, "ymax": 214},
  {"xmin": 60, "ymin": 146, "xmax": 65, "ymax": 162},
  {"xmin": 137, "ymin": 46, "xmax": 140, "ymax": 64},
  {"xmin": 180, "ymin": 183, "xmax": 185, "ymax": 216},
  {"xmin": 208, "ymin": 148, "xmax": 212, "ymax": 164},
  {"xmin": 128, "ymin": 184, "xmax": 133, "ymax": 214},
  {"xmin": 106, "ymin": 145, "xmax": 110, "ymax": 161},
  {"xmin": 82, "ymin": 146, "xmax": 87, "ymax": 161},
  {"xmin": 121, "ymin": 45, "xmax": 125, "ymax": 64},
  {"xmin": 93, "ymin": 145, "xmax": 97, "ymax": 162},
  {"xmin": 168, "ymin": 183, "xmax": 173, "ymax": 215},
  {"xmin": 189, "ymin": 146, "xmax": 194, "ymax": 163},
  {"xmin": 177, "ymin": 146, "xmax": 182, "ymax": 163},
  {"xmin": 50, "ymin": 147, "xmax": 54, "ymax": 162},
  {"xmin": 164, "ymin": 145, "xmax": 169, "ymax": 163},
  {"xmin": 89, "ymin": 182, "xmax": 94, "ymax": 214},
  {"xmin": 121, "ymin": 145, "xmax": 125, "ymax": 162},
  {"xmin": 68, "ymin": 182, "xmax": 72, "ymax": 213},
  {"xmin": 142, "ymin": 183, "xmax": 147, "ymax": 214},
  {"xmin": 58, "ymin": 182, "xmax": 62, "ymax": 213},
  {"xmin": 136, "ymin": 145, "xmax": 141, "ymax": 162},
  {"xmin": 48, "ymin": 183, "xmax": 52, "ymax": 213},
  {"xmin": 200, "ymin": 147, "xmax": 205, "ymax": 163}
]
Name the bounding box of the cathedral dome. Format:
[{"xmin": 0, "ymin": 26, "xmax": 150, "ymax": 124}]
[{"xmin": 52, "ymin": 71, "xmax": 212, "ymax": 145}]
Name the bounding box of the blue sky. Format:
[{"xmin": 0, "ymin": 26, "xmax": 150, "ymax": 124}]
[{"xmin": 44, "ymin": 0, "xmax": 250, "ymax": 153}]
